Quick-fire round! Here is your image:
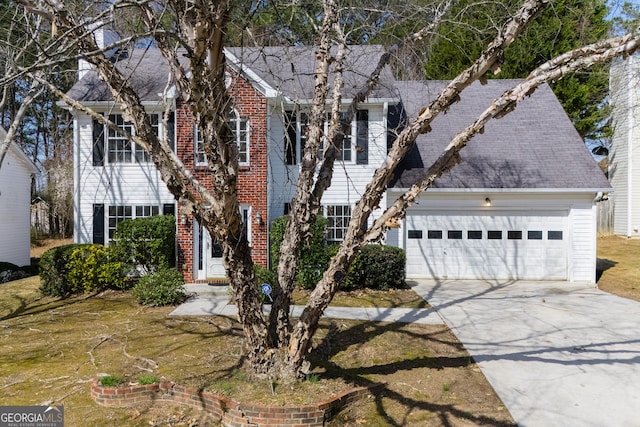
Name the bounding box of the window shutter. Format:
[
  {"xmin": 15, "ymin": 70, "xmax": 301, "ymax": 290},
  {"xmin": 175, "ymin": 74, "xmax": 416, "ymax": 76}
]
[
  {"xmin": 92, "ymin": 204, "xmax": 105, "ymax": 245},
  {"xmin": 92, "ymin": 117, "xmax": 105, "ymax": 166},
  {"xmin": 167, "ymin": 112, "xmax": 175, "ymax": 151},
  {"xmin": 284, "ymin": 111, "xmax": 296, "ymax": 165},
  {"xmin": 356, "ymin": 109, "xmax": 368, "ymax": 165},
  {"xmin": 163, "ymin": 203, "xmax": 176, "ymax": 216}
]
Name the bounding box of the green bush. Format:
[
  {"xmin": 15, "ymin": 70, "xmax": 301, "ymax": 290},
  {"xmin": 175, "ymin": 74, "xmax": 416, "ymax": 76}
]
[
  {"xmin": 269, "ymin": 215, "xmax": 331, "ymax": 289},
  {"xmin": 39, "ymin": 243, "xmax": 126, "ymax": 297},
  {"xmin": 132, "ymin": 267, "xmax": 186, "ymax": 306},
  {"xmin": 39, "ymin": 244, "xmax": 91, "ymax": 297},
  {"xmin": 99, "ymin": 375, "xmax": 124, "ymax": 387},
  {"xmin": 110, "ymin": 215, "xmax": 176, "ymax": 275},
  {"xmin": 343, "ymin": 245, "xmax": 406, "ymax": 291},
  {"xmin": 67, "ymin": 245, "xmax": 125, "ymax": 293}
]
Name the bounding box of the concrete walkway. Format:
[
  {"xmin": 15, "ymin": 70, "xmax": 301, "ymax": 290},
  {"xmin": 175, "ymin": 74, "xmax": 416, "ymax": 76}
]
[
  {"xmin": 410, "ymin": 279, "xmax": 640, "ymax": 427},
  {"xmin": 169, "ymin": 284, "xmax": 444, "ymax": 324},
  {"xmin": 171, "ymin": 280, "xmax": 640, "ymax": 426}
]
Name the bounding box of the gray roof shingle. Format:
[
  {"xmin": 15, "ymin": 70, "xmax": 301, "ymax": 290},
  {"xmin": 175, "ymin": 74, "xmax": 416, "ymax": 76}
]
[
  {"xmin": 389, "ymin": 80, "xmax": 611, "ymax": 191},
  {"xmin": 67, "ymin": 45, "xmax": 398, "ymax": 103}
]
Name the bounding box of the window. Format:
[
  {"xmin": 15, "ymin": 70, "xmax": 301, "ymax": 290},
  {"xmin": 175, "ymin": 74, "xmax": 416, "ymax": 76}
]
[
  {"xmin": 488, "ymin": 230, "xmax": 502, "ymax": 240},
  {"xmin": 508, "ymin": 231, "xmax": 523, "ymax": 240},
  {"xmin": 229, "ymin": 110, "xmax": 249, "ymax": 165},
  {"xmin": 427, "ymin": 230, "xmax": 443, "ymax": 239},
  {"xmin": 108, "ymin": 205, "xmax": 132, "ymax": 240},
  {"xmin": 287, "ymin": 110, "xmax": 368, "ymax": 165},
  {"xmin": 93, "ymin": 112, "xmax": 170, "ymax": 166},
  {"xmin": 195, "ymin": 126, "xmax": 207, "ymax": 165},
  {"xmin": 326, "ymin": 205, "xmax": 351, "ymax": 241},
  {"xmin": 107, "ymin": 114, "xmax": 134, "ymax": 163},
  {"xmin": 408, "ymin": 230, "xmax": 423, "ymax": 239},
  {"xmin": 528, "ymin": 230, "xmax": 543, "ymax": 240},
  {"xmin": 448, "ymin": 230, "xmax": 463, "ymax": 239},
  {"xmin": 548, "ymin": 230, "xmax": 563, "ymax": 240},
  {"xmin": 468, "ymin": 230, "xmax": 482, "ymax": 239},
  {"xmin": 195, "ymin": 110, "xmax": 249, "ymax": 165},
  {"xmin": 107, "ymin": 205, "xmax": 159, "ymax": 240}
]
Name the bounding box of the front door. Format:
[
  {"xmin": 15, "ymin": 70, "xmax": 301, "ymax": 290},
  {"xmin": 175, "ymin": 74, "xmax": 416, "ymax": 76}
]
[{"xmin": 196, "ymin": 222, "xmax": 226, "ymax": 280}]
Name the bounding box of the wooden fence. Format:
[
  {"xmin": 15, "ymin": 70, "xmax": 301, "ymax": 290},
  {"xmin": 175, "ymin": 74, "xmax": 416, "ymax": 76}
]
[{"xmin": 596, "ymin": 199, "xmax": 613, "ymax": 235}]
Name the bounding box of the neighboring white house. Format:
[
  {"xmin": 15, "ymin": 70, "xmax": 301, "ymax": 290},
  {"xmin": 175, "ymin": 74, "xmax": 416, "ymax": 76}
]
[
  {"xmin": 0, "ymin": 127, "xmax": 39, "ymax": 267},
  {"xmin": 63, "ymin": 44, "xmax": 609, "ymax": 283},
  {"xmin": 609, "ymin": 56, "xmax": 640, "ymax": 237}
]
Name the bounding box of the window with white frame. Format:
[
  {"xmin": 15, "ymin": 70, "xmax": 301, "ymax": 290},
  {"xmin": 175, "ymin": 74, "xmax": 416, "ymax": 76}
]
[
  {"xmin": 108, "ymin": 204, "xmax": 159, "ymax": 240},
  {"xmin": 325, "ymin": 205, "xmax": 351, "ymax": 241},
  {"xmin": 286, "ymin": 110, "xmax": 367, "ymax": 165},
  {"xmin": 105, "ymin": 113, "xmax": 160, "ymax": 164},
  {"xmin": 194, "ymin": 110, "xmax": 249, "ymax": 166},
  {"xmin": 194, "ymin": 126, "xmax": 207, "ymax": 165},
  {"xmin": 229, "ymin": 110, "xmax": 249, "ymax": 165}
]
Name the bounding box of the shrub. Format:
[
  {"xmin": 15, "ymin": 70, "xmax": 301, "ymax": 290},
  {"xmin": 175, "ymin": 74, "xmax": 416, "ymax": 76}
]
[
  {"xmin": 137, "ymin": 374, "xmax": 158, "ymax": 385},
  {"xmin": 343, "ymin": 245, "xmax": 406, "ymax": 291},
  {"xmin": 270, "ymin": 215, "xmax": 331, "ymax": 289},
  {"xmin": 39, "ymin": 244, "xmax": 91, "ymax": 297},
  {"xmin": 110, "ymin": 215, "xmax": 176, "ymax": 275},
  {"xmin": 99, "ymin": 375, "xmax": 124, "ymax": 387},
  {"xmin": 132, "ymin": 267, "xmax": 187, "ymax": 306},
  {"xmin": 67, "ymin": 245, "xmax": 125, "ymax": 293}
]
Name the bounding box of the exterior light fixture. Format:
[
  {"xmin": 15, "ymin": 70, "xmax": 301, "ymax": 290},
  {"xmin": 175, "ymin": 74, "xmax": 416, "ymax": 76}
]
[
  {"xmin": 484, "ymin": 197, "xmax": 492, "ymax": 207},
  {"xmin": 254, "ymin": 211, "xmax": 264, "ymax": 226}
]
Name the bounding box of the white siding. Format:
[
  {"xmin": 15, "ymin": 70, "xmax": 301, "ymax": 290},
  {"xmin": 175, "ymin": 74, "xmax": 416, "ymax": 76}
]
[
  {"xmin": 0, "ymin": 145, "xmax": 36, "ymax": 266},
  {"xmin": 610, "ymin": 57, "xmax": 640, "ymax": 237},
  {"xmin": 569, "ymin": 203, "xmax": 598, "ymax": 282},
  {"xmin": 266, "ymin": 104, "xmax": 389, "ymax": 225},
  {"xmin": 73, "ymin": 113, "xmax": 175, "ymax": 243}
]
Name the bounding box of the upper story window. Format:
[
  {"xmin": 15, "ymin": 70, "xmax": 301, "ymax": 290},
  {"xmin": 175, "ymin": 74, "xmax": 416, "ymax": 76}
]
[
  {"xmin": 284, "ymin": 109, "xmax": 368, "ymax": 166},
  {"xmin": 93, "ymin": 112, "xmax": 172, "ymax": 166},
  {"xmin": 194, "ymin": 109, "xmax": 249, "ymax": 166}
]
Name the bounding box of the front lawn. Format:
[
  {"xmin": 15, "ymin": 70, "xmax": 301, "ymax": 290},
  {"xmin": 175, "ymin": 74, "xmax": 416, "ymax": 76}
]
[
  {"xmin": 0, "ymin": 275, "xmax": 513, "ymax": 426},
  {"xmin": 597, "ymin": 235, "xmax": 640, "ymax": 302}
]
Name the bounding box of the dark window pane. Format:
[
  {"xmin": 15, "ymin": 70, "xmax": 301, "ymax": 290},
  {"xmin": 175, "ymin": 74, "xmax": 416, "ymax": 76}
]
[
  {"xmin": 448, "ymin": 230, "xmax": 463, "ymax": 239},
  {"xmin": 528, "ymin": 230, "xmax": 543, "ymax": 240},
  {"xmin": 548, "ymin": 230, "xmax": 563, "ymax": 240},
  {"xmin": 488, "ymin": 230, "xmax": 502, "ymax": 239},
  {"xmin": 508, "ymin": 231, "xmax": 523, "ymax": 240},
  {"xmin": 427, "ymin": 230, "xmax": 442, "ymax": 239},
  {"xmin": 468, "ymin": 230, "xmax": 482, "ymax": 239},
  {"xmin": 408, "ymin": 230, "xmax": 423, "ymax": 239}
]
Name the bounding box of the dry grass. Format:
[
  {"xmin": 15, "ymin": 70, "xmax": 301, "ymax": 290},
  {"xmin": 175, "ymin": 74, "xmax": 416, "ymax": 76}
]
[
  {"xmin": 596, "ymin": 235, "xmax": 640, "ymax": 302},
  {"xmin": 0, "ymin": 239, "xmax": 513, "ymax": 426},
  {"xmin": 0, "ymin": 278, "xmax": 514, "ymax": 426}
]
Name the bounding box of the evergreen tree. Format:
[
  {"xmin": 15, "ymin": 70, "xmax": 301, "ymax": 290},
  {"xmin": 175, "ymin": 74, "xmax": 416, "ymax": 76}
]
[{"xmin": 423, "ymin": 0, "xmax": 612, "ymax": 142}]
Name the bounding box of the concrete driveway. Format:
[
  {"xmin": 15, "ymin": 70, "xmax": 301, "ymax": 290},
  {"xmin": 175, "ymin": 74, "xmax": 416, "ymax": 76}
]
[{"xmin": 410, "ymin": 280, "xmax": 640, "ymax": 427}]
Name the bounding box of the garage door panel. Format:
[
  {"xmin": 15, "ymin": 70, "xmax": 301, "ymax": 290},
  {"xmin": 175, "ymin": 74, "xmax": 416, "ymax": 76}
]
[{"xmin": 405, "ymin": 211, "xmax": 567, "ymax": 280}]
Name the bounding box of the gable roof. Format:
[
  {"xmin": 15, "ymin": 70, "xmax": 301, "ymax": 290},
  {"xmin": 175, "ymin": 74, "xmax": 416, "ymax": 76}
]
[
  {"xmin": 225, "ymin": 45, "xmax": 398, "ymax": 102},
  {"xmin": 390, "ymin": 80, "xmax": 611, "ymax": 191},
  {"xmin": 66, "ymin": 45, "xmax": 398, "ymax": 104},
  {"xmin": 66, "ymin": 48, "xmax": 186, "ymax": 103},
  {"xmin": 0, "ymin": 127, "xmax": 39, "ymax": 174}
]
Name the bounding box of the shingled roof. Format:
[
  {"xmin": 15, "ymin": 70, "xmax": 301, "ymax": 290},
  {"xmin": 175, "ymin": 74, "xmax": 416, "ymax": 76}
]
[
  {"xmin": 66, "ymin": 45, "xmax": 398, "ymax": 103},
  {"xmin": 389, "ymin": 80, "xmax": 611, "ymax": 191}
]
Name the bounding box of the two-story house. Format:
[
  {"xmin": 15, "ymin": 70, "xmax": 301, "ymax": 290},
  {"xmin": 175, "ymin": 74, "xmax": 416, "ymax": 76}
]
[{"xmin": 63, "ymin": 41, "xmax": 609, "ymax": 283}]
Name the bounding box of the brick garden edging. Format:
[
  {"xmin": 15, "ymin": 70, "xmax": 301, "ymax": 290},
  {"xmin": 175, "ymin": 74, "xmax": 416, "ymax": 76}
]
[{"xmin": 91, "ymin": 379, "xmax": 385, "ymax": 427}]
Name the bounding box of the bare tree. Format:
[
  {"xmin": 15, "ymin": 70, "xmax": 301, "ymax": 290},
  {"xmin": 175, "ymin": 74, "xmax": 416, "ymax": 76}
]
[{"xmin": 10, "ymin": 0, "xmax": 640, "ymax": 379}]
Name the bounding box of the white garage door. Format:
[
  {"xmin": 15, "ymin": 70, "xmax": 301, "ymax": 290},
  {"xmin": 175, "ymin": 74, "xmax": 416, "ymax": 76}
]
[{"xmin": 405, "ymin": 211, "xmax": 568, "ymax": 280}]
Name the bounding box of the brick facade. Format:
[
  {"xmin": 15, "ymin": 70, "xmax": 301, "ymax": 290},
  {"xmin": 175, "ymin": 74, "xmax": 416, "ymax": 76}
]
[{"xmin": 175, "ymin": 70, "xmax": 269, "ymax": 282}]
